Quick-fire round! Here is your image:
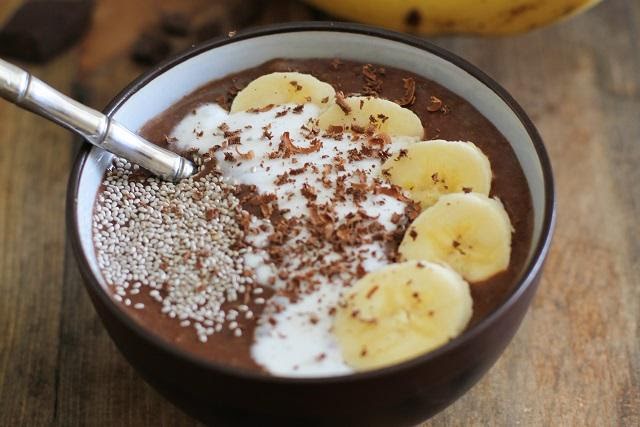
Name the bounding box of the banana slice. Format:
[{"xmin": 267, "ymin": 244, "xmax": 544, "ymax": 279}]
[
  {"xmin": 334, "ymin": 260, "xmax": 472, "ymax": 371},
  {"xmin": 399, "ymin": 193, "xmax": 512, "ymax": 282},
  {"xmin": 382, "ymin": 140, "xmax": 492, "ymax": 209},
  {"xmin": 230, "ymin": 72, "xmax": 336, "ymax": 113},
  {"xmin": 317, "ymin": 96, "xmax": 424, "ymax": 138}
]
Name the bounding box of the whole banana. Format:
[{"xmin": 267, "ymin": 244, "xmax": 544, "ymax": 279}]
[{"xmin": 305, "ymin": 0, "xmax": 602, "ymax": 35}]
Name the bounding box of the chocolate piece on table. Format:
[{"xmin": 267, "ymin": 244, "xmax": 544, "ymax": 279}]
[{"xmin": 0, "ymin": 0, "xmax": 94, "ymax": 63}]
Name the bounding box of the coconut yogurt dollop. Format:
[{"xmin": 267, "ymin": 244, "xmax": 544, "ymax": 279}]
[{"xmin": 170, "ymin": 102, "xmax": 419, "ymax": 376}]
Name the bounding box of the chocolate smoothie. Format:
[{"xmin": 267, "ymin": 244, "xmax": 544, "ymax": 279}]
[{"xmin": 93, "ymin": 58, "xmax": 533, "ymax": 375}]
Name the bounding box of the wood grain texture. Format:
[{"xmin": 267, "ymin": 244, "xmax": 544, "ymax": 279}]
[
  {"xmin": 0, "ymin": 0, "xmax": 638, "ymax": 426},
  {"xmin": 0, "ymin": 54, "xmax": 75, "ymax": 425}
]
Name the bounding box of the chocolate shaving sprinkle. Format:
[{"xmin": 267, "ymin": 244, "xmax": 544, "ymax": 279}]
[
  {"xmin": 366, "ymin": 285, "xmax": 379, "ymax": 299},
  {"xmin": 427, "ymin": 95, "xmax": 443, "ymax": 112},
  {"xmin": 362, "ymin": 64, "xmax": 377, "ymax": 81},
  {"xmin": 394, "ymin": 77, "xmax": 416, "ymax": 107},
  {"xmin": 351, "ymin": 124, "xmax": 366, "ymax": 134},
  {"xmin": 234, "ymin": 146, "xmax": 254, "ymax": 160},
  {"xmin": 226, "ymin": 135, "xmax": 241, "ymax": 146},
  {"xmin": 262, "ymin": 124, "xmax": 273, "ymax": 140},
  {"xmin": 301, "ymin": 183, "xmax": 318, "ymax": 201},
  {"xmin": 409, "ymin": 229, "xmax": 418, "ymax": 240},
  {"xmin": 270, "ymin": 133, "xmax": 323, "ymax": 158},
  {"xmin": 289, "ymin": 164, "xmax": 309, "ymax": 175},
  {"xmin": 275, "ymin": 172, "xmax": 292, "ymax": 186},
  {"xmin": 335, "ymin": 91, "xmax": 352, "ymax": 114},
  {"xmin": 361, "ymin": 64, "xmax": 384, "ymax": 95},
  {"xmin": 368, "ymin": 133, "xmax": 391, "ymax": 146},
  {"xmin": 205, "ymin": 208, "xmax": 219, "ymax": 221},
  {"xmin": 326, "ymin": 125, "xmax": 344, "ymax": 135},
  {"xmin": 248, "ymin": 104, "xmax": 275, "ymax": 113}
]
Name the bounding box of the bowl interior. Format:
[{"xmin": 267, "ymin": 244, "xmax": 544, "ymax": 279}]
[{"xmin": 74, "ymin": 28, "xmax": 549, "ymax": 356}]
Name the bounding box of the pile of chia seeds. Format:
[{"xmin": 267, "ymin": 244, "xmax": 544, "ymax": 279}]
[{"xmin": 93, "ymin": 158, "xmax": 262, "ymax": 342}]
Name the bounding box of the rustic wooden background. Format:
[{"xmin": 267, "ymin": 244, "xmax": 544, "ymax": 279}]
[{"xmin": 0, "ymin": 0, "xmax": 638, "ymax": 425}]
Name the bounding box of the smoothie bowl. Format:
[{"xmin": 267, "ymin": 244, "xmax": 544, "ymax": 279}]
[{"xmin": 68, "ymin": 23, "xmax": 555, "ymax": 426}]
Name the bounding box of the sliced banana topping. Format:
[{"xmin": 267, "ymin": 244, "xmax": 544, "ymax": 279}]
[
  {"xmin": 317, "ymin": 95, "xmax": 424, "ymax": 138},
  {"xmin": 333, "ymin": 260, "xmax": 473, "ymax": 371},
  {"xmin": 230, "ymin": 72, "xmax": 336, "ymax": 112},
  {"xmin": 399, "ymin": 192, "xmax": 513, "ymax": 283},
  {"xmin": 223, "ymin": 70, "xmax": 514, "ymax": 373},
  {"xmin": 382, "ymin": 140, "xmax": 492, "ymax": 209}
]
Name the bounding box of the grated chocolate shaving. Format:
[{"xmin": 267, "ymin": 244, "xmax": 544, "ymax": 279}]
[
  {"xmin": 361, "ymin": 64, "xmax": 384, "ymax": 95},
  {"xmin": 301, "ymin": 183, "xmax": 318, "ymax": 201},
  {"xmin": 269, "ymin": 132, "xmax": 323, "ymax": 159},
  {"xmin": 234, "ymin": 146, "xmax": 255, "ymax": 160},
  {"xmin": 335, "ymin": 91, "xmax": 352, "ymax": 114},
  {"xmin": 262, "ymin": 124, "xmax": 273, "ymax": 140},
  {"xmin": 247, "ymin": 104, "xmax": 275, "ymax": 113},
  {"xmin": 427, "ymin": 96, "xmax": 443, "ymax": 112},
  {"xmin": 289, "ymin": 80, "xmax": 303, "ymax": 91},
  {"xmin": 394, "ymin": 77, "xmax": 416, "ymax": 107}
]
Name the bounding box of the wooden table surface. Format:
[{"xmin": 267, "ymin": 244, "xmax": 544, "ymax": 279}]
[{"xmin": 1, "ymin": 0, "xmax": 638, "ymax": 425}]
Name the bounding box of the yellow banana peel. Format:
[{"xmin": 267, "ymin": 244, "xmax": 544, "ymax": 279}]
[{"xmin": 304, "ymin": 0, "xmax": 602, "ymax": 35}]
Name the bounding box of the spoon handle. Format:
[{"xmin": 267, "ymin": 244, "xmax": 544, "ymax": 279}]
[{"xmin": 0, "ymin": 58, "xmax": 194, "ymax": 181}]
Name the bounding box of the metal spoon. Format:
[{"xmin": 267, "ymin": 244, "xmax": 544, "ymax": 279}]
[{"xmin": 0, "ymin": 58, "xmax": 195, "ymax": 181}]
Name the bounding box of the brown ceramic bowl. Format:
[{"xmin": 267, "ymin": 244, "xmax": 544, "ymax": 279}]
[{"xmin": 67, "ymin": 22, "xmax": 555, "ymax": 426}]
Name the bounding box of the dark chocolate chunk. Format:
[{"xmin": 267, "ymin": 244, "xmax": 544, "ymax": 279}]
[{"xmin": 0, "ymin": 0, "xmax": 94, "ymax": 63}]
